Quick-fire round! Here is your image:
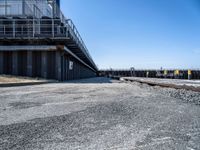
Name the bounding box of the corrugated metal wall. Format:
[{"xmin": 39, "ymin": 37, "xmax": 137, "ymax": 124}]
[{"xmin": 0, "ymin": 50, "xmax": 97, "ymax": 81}]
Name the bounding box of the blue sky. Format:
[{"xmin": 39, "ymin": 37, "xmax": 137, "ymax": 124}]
[{"xmin": 61, "ymin": 0, "xmax": 200, "ymax": 69}]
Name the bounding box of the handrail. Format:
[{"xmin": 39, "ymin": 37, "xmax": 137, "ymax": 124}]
[{"xmin": 65, "ymin": 19, "xmax": 97, "ymax": 69}]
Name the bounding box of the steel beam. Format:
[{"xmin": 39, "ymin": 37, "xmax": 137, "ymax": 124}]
[
  {"xmin": 41, "ymin": 51, "xmax": 47, "ymax": 78},
  {"xmin": 27, "ymin": 51, "xmax": 32, "ymax": 77},
  {"xmin": 0, "ymin": 46, "xmax": 57, "ymax": 51},
  {"xmin": 55, "ymin": 51, "xmax": 62, "ymax": 81},
  {"xmin": 64, "ymin": 46, "xmax": 96, "ymax": 73},
  {"xmin": 0, "ymin": 51, "xmax": 3, "ymax": 74},
  {"xmin": 12, "ymin": 51, "xmax": 18, "ymax": 75}
]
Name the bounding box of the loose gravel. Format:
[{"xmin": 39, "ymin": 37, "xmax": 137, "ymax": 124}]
[
  {"xmin": 0, "ymin": 77, "xmax": 200, "ymax": 150},
  {"xmin": 128, "ymin": 80, "xmax": 200, "ymax": 105}
]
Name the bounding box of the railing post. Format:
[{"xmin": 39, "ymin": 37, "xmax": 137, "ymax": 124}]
[
  {"xmin": 21, "ymin": 26, "xmax": 23, "ymax": 35},
  {"xmin": 66, "ymin": 24, "xmax": 68, "ymax": 37},
  {"xmin": 4, "ymin": 25, "xmax": 5, "ymax": 35},
  {"xmin": 33, "ymin": 19, "xmax": 35, "ymax": 37},
  {"xmin": 13, "ymin": 19, "xmax": 15, "ymax": 38},
  {"xmin": 38, "ymin": 19, "xmax": 40, "ymax": 34},
  {"xmin": 52, "ymin": 19, "xmax": 54, "ymax": 37}
]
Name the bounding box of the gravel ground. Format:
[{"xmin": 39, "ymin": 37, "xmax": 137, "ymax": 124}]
[
  {"xmin": 0, "ymin": 77, "xmax": 200, "ymax": 150},
  {"xmin": 123, "ymin": 77, "xmax": 200, "ymax": 87},
  {"xmin": 123, "ymin": 77, "xmax": 200, "ymax": 105}
]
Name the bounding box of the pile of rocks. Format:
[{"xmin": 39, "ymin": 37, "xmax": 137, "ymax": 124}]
[{"xmin": 129, "ymin": 81, "xmax": 200, "ymax": 105}]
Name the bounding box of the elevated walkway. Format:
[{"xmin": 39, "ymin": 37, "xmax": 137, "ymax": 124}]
[{"xmin": 0, "ymin": 16, "xmax": 97, "ymax": 71}]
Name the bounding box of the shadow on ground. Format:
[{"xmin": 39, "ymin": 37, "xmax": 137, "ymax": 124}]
[
  {"xmin": 0, "ymin": 77, "xmax": 114, "ymax": 87},
  {"xmin": 65, "ymin": 77, "xmax": 114, "ymax": 84}
]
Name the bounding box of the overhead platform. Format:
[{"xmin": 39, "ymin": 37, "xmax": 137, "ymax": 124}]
[{"xmin": 0, "ymin": 17, "xmax": 98, "ymax": 72}]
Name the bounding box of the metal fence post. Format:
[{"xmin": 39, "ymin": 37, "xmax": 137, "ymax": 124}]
[
  {"xmin": 33, "ymin": 19, "xmax": 35, "ymax": 37},
  {"xmin": 4, "ymin": 25, "xmax": 5, "ymax": 35},
  {"xmin": 13, "ymin": 19, "xmax": 15, "ymax": 37},
  {"xmin": 38, "ymin": 19, "xmax": 40, "ymax": 34},
  {"xmin": 52, "ymin": 19, "xmax": 54, "ymax": 37}
]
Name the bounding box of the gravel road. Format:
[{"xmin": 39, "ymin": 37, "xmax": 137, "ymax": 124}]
[{"xmin": 0, "ymin": 77, "xmax": 200, "ymax": 150}]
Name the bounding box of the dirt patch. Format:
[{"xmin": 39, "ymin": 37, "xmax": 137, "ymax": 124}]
[{"xmin": 0, "ymin": 75, "xmax": 47, "ymax": 84}]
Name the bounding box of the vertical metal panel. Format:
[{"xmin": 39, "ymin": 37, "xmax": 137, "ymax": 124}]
[
  {"xmin": 41, "ymin": 51, "xmax": 47, "ymax": 78},
  {"xmin": 62, "ymin": 55, "xmax": 66, "ymax": 81},
  {"xmin": 3, "ymin": 51, "xmax": 12, "ymax": 75},
  {"xmin": 55, "ymin": 51, "xmax": 61, "ymax": 81},
  {"xmin": 0, "ymin": 51, "xmax": 3, "ymax": 74},
  {"xmin": 17, "ymin": 51, "xmax": 27, "ymax": 76},
  {"xmin": 65, "ymin": 58, "xmax": 68, "ymax": 80},
  {"xmin": 61, "ymin": 55, "xmax": 64, "ymax": 81},
  {"xmin": 12, "ymin": 51, "xmax": 18, "ymax": 75},
  {"xmin": 32, "ymin": 51, "xmax": 41, "ymax": 77},
  {"xmin": 65, "ymin": 55, "xmax": 69, "ymax": 80},
  {"xmin": 27, "ymin": 51, "xmax": 33, "ymax": 77},
  {"xmin": 47, "ymin": 51, "xmax": 55, "ymax": 79}
]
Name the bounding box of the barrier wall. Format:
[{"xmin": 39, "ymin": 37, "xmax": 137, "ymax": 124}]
[
  {"xmin": 99, "ymin": 70, "xmax": 200, "ymax": 80},
  {"xmin": 0, "ymin": 47, "xmax": 97, "ymax": 81}
]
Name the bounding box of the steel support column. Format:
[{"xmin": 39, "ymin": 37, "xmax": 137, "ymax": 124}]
[
  {"xmin": 12, "ymin": 51, "xmax": 18, "ymax": 75},
  {"xmin": 55, "ymin": 51, "xmax": 62, "ymax": 81},
  {"xmin": 27, "ymin": 51, "xmax": 32, "ymax": 77},
  {"xmin": 13, "ymin": 20, "xmax": 15, "ymax": 38},
  {"xmin": 0, "ymin": 52, "xmax": 3, "ymax": 74},
  {"xmin": 65, "ymin": 59, "xmax": 68, "ymax": 80},
  {"xmin": 61, "ymin": 55, "xmax": 65, "ymax": 81},
  {"xmin": 41, "ymin": 51, "xmax": 47, "ymax": 78}
]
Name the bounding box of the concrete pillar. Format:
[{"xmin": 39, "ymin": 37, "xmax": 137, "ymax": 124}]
[
  {"xmin": 27, "ymin": 51, "xmax": 32, "ymax": 77},
  {"xmin": 56, "ymin": 51, "xmax": 62, "ymax": 81},
  {"xmin": 12, "ymin": 51, "xmax": 18, "ymax": 75},
  {"xmin": 0, "ymin": 52, "xmax": 3, "ymax": 74},
  {"xmin": 41, "ymin": 51, "xmax": 47, "ymax": 78}
]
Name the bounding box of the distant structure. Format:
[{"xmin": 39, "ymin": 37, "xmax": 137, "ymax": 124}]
[
  {"xmin": 0, "ymin": 0, "xmax": 97, "ymax": 81},
  {"xmin": 99, "ymin": 69, "xmax": 200, "ymax": 80}
]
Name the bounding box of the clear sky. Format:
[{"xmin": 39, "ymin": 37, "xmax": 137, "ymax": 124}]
[{"xmin": 61, "ymin": 0, "xmax": 200, "ymax": 70}]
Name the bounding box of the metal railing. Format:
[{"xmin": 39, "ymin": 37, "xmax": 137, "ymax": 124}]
[
  {"xmin": 66, "ymin": 19, "xmax": 95, "ymax": 66},
  {"xmin": 0, "ymin": 19, "xmax": 65, "ymax": 37},
  {"xmin": 0, "ymin": 1, "xmax": 43, "ymax": 18}
]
